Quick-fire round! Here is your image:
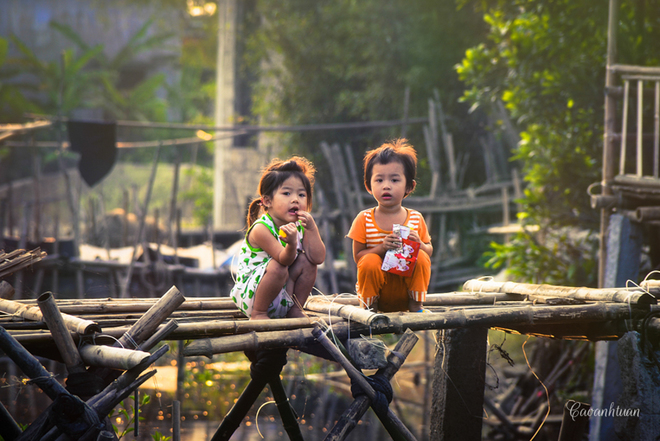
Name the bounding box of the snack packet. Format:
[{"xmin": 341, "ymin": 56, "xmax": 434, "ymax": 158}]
[{"xmin": 381, "ymin": 224, "xmax": 420, "ymax": 277}]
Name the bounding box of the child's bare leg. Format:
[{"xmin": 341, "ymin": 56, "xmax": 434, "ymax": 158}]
[
  {"xmin": 408, "ymin": 298, "xmax": 423, "ymax": 312},
  {"xmin": 251, "ymin": 260, "xmax": 288, "ymax": 320},
  {"xmin": 285, "ymin": 254, "xmax": 317, "ymax": 318}
]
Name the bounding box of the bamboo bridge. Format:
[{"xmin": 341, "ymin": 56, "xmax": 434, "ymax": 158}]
[{"xmin": 0, "ymin": 248, "xmax": 658, "ymax": 440}]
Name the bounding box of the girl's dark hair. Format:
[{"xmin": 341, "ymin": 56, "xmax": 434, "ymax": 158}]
[
  {"xmin": 246, "ymin": 156, "xmax": 316, "ymax": 227},
  {"xmin": 363, "ymin": 138, "xmax": 417, "ymax": 194}
]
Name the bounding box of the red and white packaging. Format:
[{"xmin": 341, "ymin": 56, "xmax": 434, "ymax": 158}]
[{"xmin": 381, "ymin": 224, "xmax": 420, "ymax": 277}]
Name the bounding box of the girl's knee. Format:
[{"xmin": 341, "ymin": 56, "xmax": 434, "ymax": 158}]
[{"xmin": 266, "ymin": 260, "xmax": 289, "ymax": 283}]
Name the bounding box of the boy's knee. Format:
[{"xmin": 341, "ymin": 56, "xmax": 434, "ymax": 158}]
[
  {"xmin": 417, "ymin": 250, "xmax": 431, "ymax": 267},
  {"xmin": 357, "ymin": 253, "xmax": 383, "ymax": 271}
]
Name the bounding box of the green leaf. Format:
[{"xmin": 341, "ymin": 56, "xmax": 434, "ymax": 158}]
[
  {"xmin": 49, "ymin": 21, "xmax": 91, "ymax": 52},
  {"xmin": 0, "ymin": 37, "xmax": 8, "ymax": 66}
]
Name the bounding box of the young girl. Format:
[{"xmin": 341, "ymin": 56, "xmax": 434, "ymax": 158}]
[
  {"xmin": 230, "ymin": 157, "xmax": 325, "ymax": 320},
  {"xmin": 347, "ymin": 139, "xmax": 433, "ymax": 312}
]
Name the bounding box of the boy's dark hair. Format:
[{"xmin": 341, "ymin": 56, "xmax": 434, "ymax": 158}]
[
  {"xmin": 246, "ymin": 156, "xmax": 316, "ymax": 227},
  {"xmin": 363, "ymin": 138, "xmax": 417, "ymax": 194}
]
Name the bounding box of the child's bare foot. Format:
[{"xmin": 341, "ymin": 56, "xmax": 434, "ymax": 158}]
[
  {"xmin": 408, "ymin": 299, "xmax": 423, "ymax": 312},
  {"xmin": 286, "ymin": 306, "xmax": 308, "ymax": 318},
  {"xmin": 250, "ymin": 311, "xmax": 270, "ymax": 320}
]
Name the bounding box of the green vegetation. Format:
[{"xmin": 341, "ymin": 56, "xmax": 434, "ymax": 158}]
[
  {"xmin": 247, "ymin": 1, "xmax": 488, "ymax": 175},
  {"xmin": 110, "ymin": 392, "xmax": 151, "ymax": 439},
  {"xmin": 459, "ymin": 0, "xmax": 660, "ymax": 285}
]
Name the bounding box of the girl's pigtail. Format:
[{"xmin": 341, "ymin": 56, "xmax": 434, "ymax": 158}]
[{"xmin": 246, "ymin": 198, "xmax": 262, "ymax": 228}]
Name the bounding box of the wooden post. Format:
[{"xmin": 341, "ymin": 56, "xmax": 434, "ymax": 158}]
[
  {"xmin": 122, "ymin": 188, "xmax": 129, "ymax": 247},
  {"xmin": 176, "ymin": 340, "xmax": 186, "ymax": 403},
  {"xmin": 343, "ymin": 143, "xmax": 365, "ymax": 212},
  {"xmin": 316, "ymin": 188, "xmax": 338, "ymax": 294},
  {"xmin": 430, "ymin": 327, "xmax": 488, "ymax": 441},
  {"xmin": 269, "ymin": 376, "xmax": 304, "ymax": 440},
  {"xmin": 121, "ymin": 145, "xmax": 162, "ymax": 298},
  {"xmin": 599, "ymin": 0, "xmax": 620, "ymax": 288},
  {"xmin": 320, "ymin": 141, "xmax": 357, "ymax": 279},
  {"xmin": 558, "ymin": 400, "xmax": 590, "ymax": 441},
  {"xmin": 32, "ymin": 144, "xmax": 42, "ymax": 242},
  {"xmin": 52, "ymin": 211, "xmax": 60, "ymax": 294},
  {"xmin": 591, "ymin": 213, "xmax": 642, "ymax": 441},
  {"xmin": 168, "ymin": 147, "xmax": 182, "ymax": 247},
  {"xmin": 173, "ymin": 400, "xmax": 181, "ymax": 441}
]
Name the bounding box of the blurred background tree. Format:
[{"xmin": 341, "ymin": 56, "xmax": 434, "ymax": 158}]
[{"xmin": 458, "ymin": 0, "xmax": 660, "ymax": 286}]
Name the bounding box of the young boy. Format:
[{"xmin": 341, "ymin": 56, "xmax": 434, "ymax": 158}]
[{"xmin": 347, "ymin": 139, "xmax": 433, "ymax": 312}]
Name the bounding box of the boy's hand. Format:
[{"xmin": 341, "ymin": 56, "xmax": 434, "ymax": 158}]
[
  {"xmin": 296, "ymin": 211, "xmax": 317, "ymax": 232},
  {"xmin": 279, "ymin": 222, "xmax": 299, "ymax": 246},
  {"xmin": 408, "ymin": 229, "xmax": 421, "ymax": 243},
  {"xmin": 383, "ymin": 233, "xmax": 402, "ymax": 250}
]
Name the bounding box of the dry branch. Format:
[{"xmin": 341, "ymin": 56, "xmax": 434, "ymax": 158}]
[{"xmin": 0, "ymin": 248, "xmax": 47, "ymax": 279}]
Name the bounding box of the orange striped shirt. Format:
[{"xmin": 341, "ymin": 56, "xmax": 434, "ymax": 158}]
[{"xmin": 347, "ymin": 208, "xmax": 430, "ymax": 250}]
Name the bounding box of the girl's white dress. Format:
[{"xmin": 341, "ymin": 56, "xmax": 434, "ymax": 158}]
[{"xmin": 230, "ymin": 213, "xmax": 304, "ymax": 318}]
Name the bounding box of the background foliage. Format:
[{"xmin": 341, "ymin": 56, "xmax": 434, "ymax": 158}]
[{"xmin": 459, "ymin": 0, "xmax": 660, "ymax": 286}]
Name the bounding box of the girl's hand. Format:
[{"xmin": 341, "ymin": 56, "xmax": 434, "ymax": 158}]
[
  {"xmin": 279, "ymin": 222, "xmax": 299, "ymax": 246},
  {"xmin": 296, "ymin": 211, "xmax": 317, "ymax": 231},
  {"xmin": 383, "ymin": 233, "xmax": 402, "ymax": 251}
]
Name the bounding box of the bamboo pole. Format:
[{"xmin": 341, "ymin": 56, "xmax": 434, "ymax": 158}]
[
  {"xmin": 312, "ymin": 324, "xmax": 417, "ymax": 441},
  {"xmin": 635, "ymin": 206, "xmax": 660, "ymax": 222},
  {"xmin": 0, "ymin": 400, "xmax": 22, "ymax": 441},
  {"xmin": 640, "ymin": 279, "xmax": 660, "ymax": 293},
  {"xmin": 37, "ymin": 291, "xmax": 86, "ymax": 373},
  {"xmin": 114, "ymin": 285, "xmax": 184, "ymax": 350},
  {"xmin": 33, "ymin": 348, "xmax": 167, "ymax": 441},
  {"xmin": 138, "ymin": 319, "xmax": 178, "ymax": 351},
  {"xmin": 305, "ymin": 296, "xmax": 389, "ymax": 326},
  {"xmin": 0, "ymin": 326, "xmax": 69, "ymax": 401},
  {"xmin": 79, "ymin": 345, "xmax": 151, "ymax": 370},
  {"xmin": 15, "ymin": 297, "xmax": 237, "ymax": 311},
  {"xmin": 326, "ymin": 328, "xmax": 419, "ymax": 440},
  {"xmin": 9, "ymin": 316, "xmax": 318, "ymax": 347},
  {"xmin": 463, "ymin": 279, "xmax": 655, "ymax": 305},
  {"xmin": 183, "ymin": 302, "xmax": 638, "ymax": 356},
  {"xmin": 0, "ymin": 297, "xmax": 100, "ymax": 335}
]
